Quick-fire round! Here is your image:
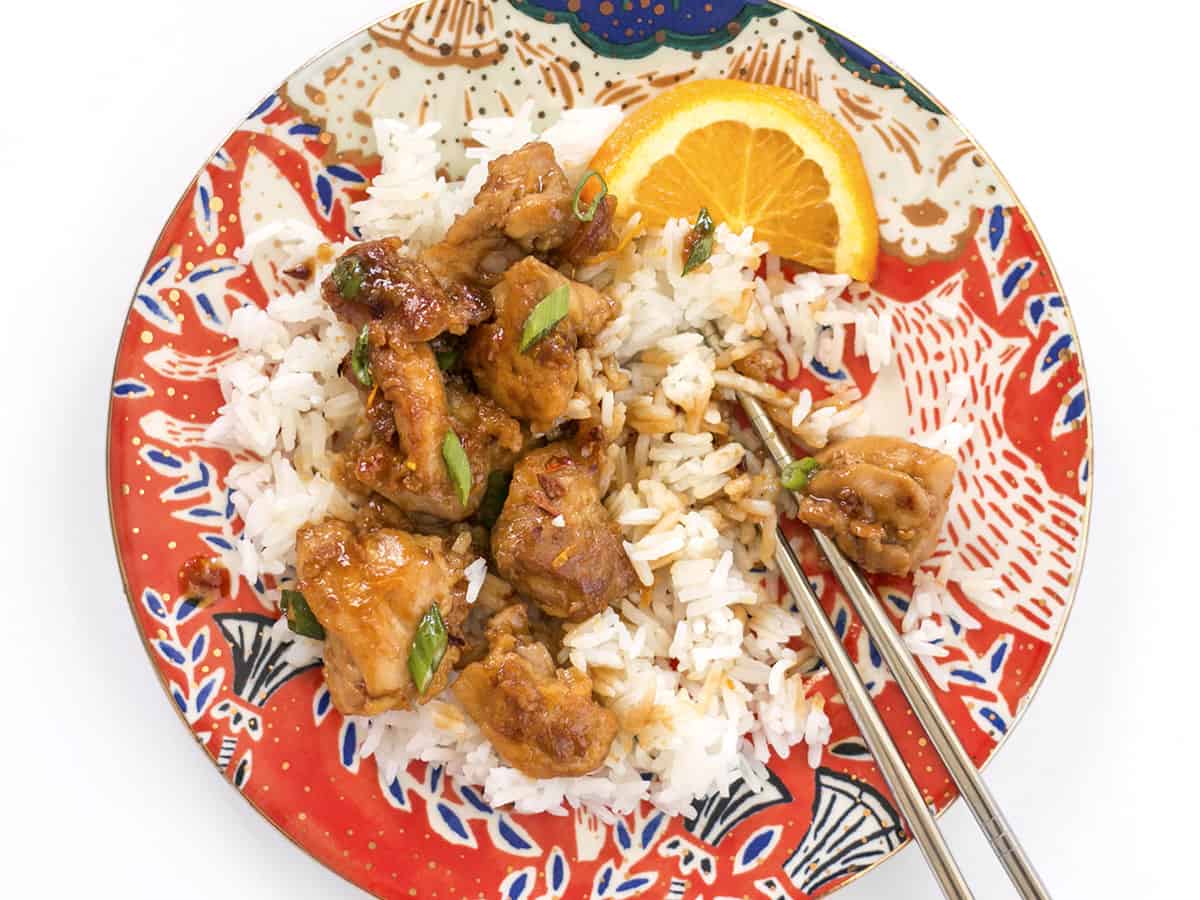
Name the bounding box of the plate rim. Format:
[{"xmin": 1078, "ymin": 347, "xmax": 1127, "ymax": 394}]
[{"xmin": 104, "ymin": 2, "xmax": 1095, "ymax": 895}]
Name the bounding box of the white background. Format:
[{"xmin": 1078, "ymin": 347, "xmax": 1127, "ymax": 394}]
[{"xmin": 1, "ymin": 1, "xmax": 1196, "ymax": 897}]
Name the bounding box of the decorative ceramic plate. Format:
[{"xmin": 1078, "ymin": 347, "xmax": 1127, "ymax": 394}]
[{"xmin": 107, "ymin": 2, "xmax": 1092, "ymax": 897}]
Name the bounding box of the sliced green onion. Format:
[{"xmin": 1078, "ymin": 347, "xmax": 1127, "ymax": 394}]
[
  {"xmin": 442, "ymin": 430, "xmax": 472, "ymax": 506},
  {"xmin": 572, "ymin": 170, "xmax": 608, "ymax": 222},
  {"xmin": 351, "ymin": 324, "xmax": 373, "ymax": 387},
  {"xmin": 781, "ymin": 456, "xmax": 820, "ymax": 491},
  {"xmin": 519, "ymin": 284, "xmax": 571, "ymax": 352},
  {"xmin": 281, "ymin": 589, "xmax": 326, "ymax": 640},
  {"xmin": 435, "ymin": 348, "xmax": 460, "ymax": 371},
  {"xmin": 476, "ymin": 470, "xmax": 513, "ymax": 528},
  {"xmin": 331, "ymin": 255, "xmax": 365, "ymax": 299},
  {"xmin": 681, "ymin": 207, "xmax": 715, "ymax": 275},
  {"xmin": 408, "ymin": 603, "xmax": 448, "ymax": 694}
]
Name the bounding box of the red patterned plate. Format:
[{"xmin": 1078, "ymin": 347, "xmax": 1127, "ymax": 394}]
[{"xmin": 107, "ymin": 3, "xmax": 1092, "ymax": 897}]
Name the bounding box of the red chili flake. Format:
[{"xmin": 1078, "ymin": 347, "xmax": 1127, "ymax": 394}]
[
  {"xmin": 537, "ymin": 472, "xmax": 566, "ymax": 500},
  {"xmin": 543, "ymin": 455, "xmax": 572, "ymax": 473},
  {"xmin": 177, "ymin": 555, "xmax": 230, "ymax": 606},
  {"xmin": 532, "ymin": 493, "xmax": 561, "ymax": 517}
]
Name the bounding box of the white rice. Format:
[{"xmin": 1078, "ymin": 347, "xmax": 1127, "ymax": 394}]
[
  {"xmin": 463, "ymin": 558, "xmax": 487, "ymax": 606},
  {"xmin": 206, "ymin": 105, "xmax": 982, "ymax": 818},
  {"xmin": 204, "ymin": 239, "xmax": 361, "ymax": 592}
]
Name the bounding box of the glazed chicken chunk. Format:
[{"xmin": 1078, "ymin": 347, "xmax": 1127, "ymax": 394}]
[
  {"xmin": 422, "ymin": 142, "xmax": 576, "ymax": 286},
  {"xmin": 466, "ymin": 256, "xmax": 617, "ymax": 432},
  {"xmin": 321, "ymin": 232, "xmax": 525, "ymax": 523},
  {"xmin": 295, "ymin": 517, "xmax": 469, "ymax": 716},
  {"xmin": 557, "ymin": 193, "xmax": 619, "ymax": 266},
  {"xmin": 365, "ymin": 338, "xmax": 450, "ymax": 491},
  {"xmin": 344, "ymin": 334, "xmax": 524, "ymax": 522},
  {"xmin": 794, "ymin": 436, "xmax": 957, "ymax": 576},
  {"xmin": 453, "ymin": 604, "xmax": 617, "ymax": 778},
  {"xmin": 321, "ymin": 237, "xmax": 491, "ymax": 340},
  {"xmin": 491, "ymin": 428, "xmax": 637, "ymax": 621}
]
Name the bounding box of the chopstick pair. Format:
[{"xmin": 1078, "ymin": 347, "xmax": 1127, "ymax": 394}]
[{"xmin": 716, "ymin": 359, "xmax": 1051, "ymax": 899}]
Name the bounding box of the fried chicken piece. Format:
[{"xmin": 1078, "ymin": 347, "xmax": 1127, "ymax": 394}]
[
  {"xmin": 453, "ymin": 604, "xmax": 617, "ymax": 778},
  {"xmin": 342, "ymin": 323, "xmax": 524, "ymax": 521},
  {"xmin": 295, "ymin": 517, "xmax": 470, "ymax": 716},
  {"xmin": 371, "ymin": 339, "xmax": 450, "ymax": 490},
  {"xmin": 345, "ymin": 377, "xmax": 525, "ymax": 523},
  {"xmin": 321, "ymin": 237, "xmax": 490, "ymax": 339},
  {"xmin": 491, "ymin": 427, "xmax": 637, "ymax": 621},
  {"xmin": 457, "ymin": 593, "xmax": 565, "ymax": 670},
  {"xmin": 464, "ymin": 258, "xmax": 577, "ymax": 432},
  {"xmin": 422, "ymin": 142, "xmax": 576, "ymax": 288},
  {"xmin": 794, "ymin": 436, "xmax": 957, "ymax": 576},
  {"xmin": 557, "ymin": 194, "xmax": 619, "ymax": 266},
  {"xmin": 465, "ymin": 256, "xmax": 617, "ymax": 432}
]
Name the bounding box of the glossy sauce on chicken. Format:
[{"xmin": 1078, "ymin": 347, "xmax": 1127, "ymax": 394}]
[
  {"xmin": 794, "ymin": 436, "xmax": 956, "ymax": 576},
  {"xmin": 492, "ymin": 427, "xmax": 637, "ymax": 621},
  {"xmin": 295, "ymin": 517, "xmax": 469, "ymax": 716},
  {"xmin": 453, "ymin": 604, "xmax": 617, "ymax": 778},
  {"xmin": 344, "ymin": 354, "xmax": 524, "ymax": 522},
  {"xmin": 422, "ymin": 141, "xmax": 577, "ymax": 285},
  {"xmin": 465, "ymin": 257, "xmax": 616, "ymax": 432},
  {"xmin": 297, "ymin": 140, "xmax": 638, "ymax": 779},
  {"xmin": 321, "ymin": 237, "xmax": 491, "ymax": 339}
]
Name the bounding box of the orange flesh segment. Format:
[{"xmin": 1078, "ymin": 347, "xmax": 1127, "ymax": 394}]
[{"xmin": 586, "ymin": 79, "xmax": 878, "ymax": 281}]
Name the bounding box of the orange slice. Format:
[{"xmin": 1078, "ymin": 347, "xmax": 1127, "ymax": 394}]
[{"xmin": 588, "ymin": 79, "xmax": 879, "ymax": 281}]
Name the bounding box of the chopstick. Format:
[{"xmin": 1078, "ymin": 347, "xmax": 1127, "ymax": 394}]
[
  {"xmin": 809, "ymin": 530, "xmax": 1051, "ymax": 900},
  {"xmin": 770, "ymin": 524, "xmax": 974, "ymax": 899},
  {"xmin": 720, "ymin": 366, "xmax": 1051, "ymax": 899},
  {"xmin": 711, "ymin": 382, "xmax": 968, "ymax": 899}
]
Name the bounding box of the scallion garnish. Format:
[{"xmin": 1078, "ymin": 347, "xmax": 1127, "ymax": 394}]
[
  {"xmin": 331, "ymin": 255, "xmax": 365, "ymax": 299},
  {"xmin": 781, "ymin": 456, "xmax": 820, "ymax": 491},
  {"xmin": 519, "ymin": 284, "xmax": 571, "ymax": 352},
  {"xmin": 435, "ymin": 348, "xmax": 461, "ymax": 371},
  {"xmin": 681, "ymin": 207, "xmax": 715, "ymax": 275},
  {"xmin": 351, "ymin": 324, "xmax": 373, "ymax": 387},
  {"xmin": 408, "ymin": 603, "xmax": 448, "ymax": 694},
  {"xmin": 572, "ymin": 170, "xmax": 608, "ymax": 222},
  {"xmin": 476, "ymin": 470, "xmax": 513, "ymax": 528},
  {"xmin": 442, "ymin": 429, "xmax": 472, "ymax": 506},
  {"xmin": 281, "ymin": 589, "xmax": 326, "ymax": 640}
]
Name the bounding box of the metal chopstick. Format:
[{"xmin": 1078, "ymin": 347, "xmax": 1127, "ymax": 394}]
[
  {"xmin": 727, "ymin": 380, "xmax": 1050, "ymax": 899},
  {"xmin": 770, "ymin": 523, "xmax": 973, "ymax": 899},
  {"xmin": 809, "ymin": 532, "xmax": 1051, "ymax": 899}
]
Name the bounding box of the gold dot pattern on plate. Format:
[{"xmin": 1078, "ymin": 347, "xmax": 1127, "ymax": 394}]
[{"xmin": 103, "ymin": 3, "xmax": 1090, "ymax": 897}]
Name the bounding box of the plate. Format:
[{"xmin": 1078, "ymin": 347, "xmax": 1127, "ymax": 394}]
[{"xmin": 106, "ymin": 2, "xmax": 1093, "ymax": 896}]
